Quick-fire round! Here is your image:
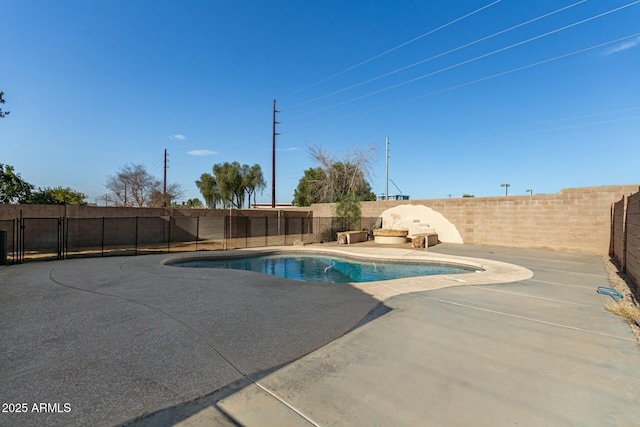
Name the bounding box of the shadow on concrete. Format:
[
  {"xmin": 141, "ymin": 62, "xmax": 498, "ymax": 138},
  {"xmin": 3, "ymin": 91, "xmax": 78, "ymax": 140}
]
[
  {"xmin": 117, "ymin": 302, "xmax": 392, "ymax": 427},
  {"xmin": 0, "ymin": 252, "xmax": 390, "ymax": 427}
]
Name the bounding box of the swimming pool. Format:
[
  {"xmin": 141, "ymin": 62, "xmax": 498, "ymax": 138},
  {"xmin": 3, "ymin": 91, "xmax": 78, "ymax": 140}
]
[{"xmin": 170, "ymin": 253, "xmax": 479, "ymax": 283}]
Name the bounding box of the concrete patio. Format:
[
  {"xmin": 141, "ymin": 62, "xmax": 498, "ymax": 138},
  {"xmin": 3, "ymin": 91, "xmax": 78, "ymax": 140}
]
[{"xmin": 1, "ymin": 244, "xmax": 639, "ymax": 426}]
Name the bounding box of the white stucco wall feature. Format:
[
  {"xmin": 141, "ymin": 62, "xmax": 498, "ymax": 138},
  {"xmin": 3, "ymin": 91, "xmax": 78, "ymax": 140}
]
[{"xmin": 380, "ymin": 204, "xmax": 463, "ymax": 244}]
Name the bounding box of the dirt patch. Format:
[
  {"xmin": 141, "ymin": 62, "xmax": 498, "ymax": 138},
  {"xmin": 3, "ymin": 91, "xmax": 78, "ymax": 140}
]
[{"xmin": 603, "ymin": 256, "xmax": 640, "ymax": 343}]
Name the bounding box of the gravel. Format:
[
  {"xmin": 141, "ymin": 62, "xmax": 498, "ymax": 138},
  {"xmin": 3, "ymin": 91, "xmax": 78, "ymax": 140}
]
[{"xmin": 602, "ymin": 256, "xmax": 640, "ymax": 343}]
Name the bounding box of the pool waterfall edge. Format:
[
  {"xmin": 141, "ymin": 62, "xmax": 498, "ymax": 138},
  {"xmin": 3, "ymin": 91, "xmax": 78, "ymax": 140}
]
[{"xmin": 162, "ymin": 246, "xmax": 534, "ymax": 301}]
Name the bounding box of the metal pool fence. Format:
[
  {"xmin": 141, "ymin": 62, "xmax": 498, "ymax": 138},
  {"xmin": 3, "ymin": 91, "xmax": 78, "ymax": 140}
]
[{"xmin": 2, "ymin": 215, "xmax": 382, "ymax": 264}]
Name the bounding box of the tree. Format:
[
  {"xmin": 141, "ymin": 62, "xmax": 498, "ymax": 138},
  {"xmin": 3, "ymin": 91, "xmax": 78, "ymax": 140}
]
[
  {"xmin": 195, "ymin": 173, "xmax": 221, "ymax": 208},
  {"xmin": 293, "ymin": 144, "xmax": 377, "ymax": 206},
  {"xmin": 328, "ymin": 162, "xmax": 376, "ymax": 202},
  {"xmin": 148, "ymin": 183, "xmax": 184, "ymax": 208},
  {"xmin": 29, "ymin": 187, "xmax": 87, "ymax": 205},
  {"xmin": 214, "ymin": 162, "xmax": 245, "ymax": 209},
  {"xmin": 0, "ymin": 91, "xmax": 9, "ymax": 119},
  {"xmin": 462, "ymin": 194, "xmax": 475, "ymax": 198},
  {"xmin": 244, "ymin": 164, "xmax": 266, "ymax": 208},
  {"xmin": 0, "ymin": 163, "xmax": 34, "ymax": 204},
  {"xmin": 105, "ymin": 163, "xmax": 182, "ymax": 207},
  {"xmin": 196, "ymin": 162, "xmax": 265, "ymax": 209},
  {"xmin": 298, "ymin": 144, "xmax": 377, "ymax": 235},
  {"xmin": 335, "ymin": 193, "xmax": 361, "ymax": 230},
  {"xmin": 185, "ymin": 198, "xmax": 203, "ymax": 208},
  {"xmin": 106, "ymin": 164, "xmax": 158, "ymax": 207},
  {"xmin": 293, "ymin": 167, "xmax": 327, "ymax": 206}
]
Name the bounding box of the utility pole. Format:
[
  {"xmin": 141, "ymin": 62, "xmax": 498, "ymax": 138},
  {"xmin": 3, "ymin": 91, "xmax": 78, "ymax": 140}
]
[
  {"xmin": 385, "ymin": 136, "xmax": 389, "ymax": 200},
  {"xmin": 164, "ymin": 149, "xmax": 168, "ymax": 207},
  {"xmin": 271, "ymin": 99, "xmax": 280, "ymax": 208}
]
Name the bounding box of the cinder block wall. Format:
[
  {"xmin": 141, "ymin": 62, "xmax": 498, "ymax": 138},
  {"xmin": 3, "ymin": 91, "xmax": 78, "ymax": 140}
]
[
  {"xmin": 311, "ymin": 185, "xmax": 640, "ymax": 255},
  {"xmin": 625, "ymin": 192, "xmax": 640, "ymax": 288},
  {"xmin": 612, "ymin": 198, "xmax": 627, "ymax": 267}
]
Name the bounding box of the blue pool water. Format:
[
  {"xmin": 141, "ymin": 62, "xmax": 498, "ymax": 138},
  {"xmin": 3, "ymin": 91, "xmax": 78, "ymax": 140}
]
[{"xmin": 171, "ymin": 253, "xmax": 478, "ymax": 283}]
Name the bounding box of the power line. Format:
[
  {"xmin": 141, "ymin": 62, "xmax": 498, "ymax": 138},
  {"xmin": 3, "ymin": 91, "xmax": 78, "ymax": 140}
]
[
  {"xmin": 481, "ymin": 116, "xmax": 640, "ymax": 141},
  {"xmin": 287, "ymin": 0, "xmax": 587, "ymax": 110},
  {"xmin": 287, "ymin": 0, "xmax": 640, "ymax": 121},
  {"xmin": 353, "ymin": 32, "xmax": 640, "ymax": 116},
  {"xmin": 284, "ymin": 0, "xmax": 503, "ymax": 98},
  {"xmin": 510, "ymin": 106, "xmax": 640, "ymax": 128},
  {"xmin": 282, "ymin": 32, "xmax": 640, "ymax": 140}
]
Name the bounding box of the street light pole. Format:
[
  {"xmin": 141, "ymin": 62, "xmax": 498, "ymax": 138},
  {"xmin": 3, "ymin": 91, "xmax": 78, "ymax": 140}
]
[
  {"xmin": 500, "ymin": 183, "xmax": 510, "ymax": 196},
  {"xmin": 385, "ymin": 136, "xmax": 389, "ymax": 201},
  {"xmin": 271, "ymin": 99, "xmax": 280, "ymax": 208},
  {"xmin": 526, "ymin": 189, "xmax": 533, "ymax": 197}
]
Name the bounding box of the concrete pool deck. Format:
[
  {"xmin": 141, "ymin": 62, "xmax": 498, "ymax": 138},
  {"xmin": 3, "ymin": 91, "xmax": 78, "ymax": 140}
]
[{"xmin": 1, "ymin": 243, "xmax": 639, "ymax": 426}]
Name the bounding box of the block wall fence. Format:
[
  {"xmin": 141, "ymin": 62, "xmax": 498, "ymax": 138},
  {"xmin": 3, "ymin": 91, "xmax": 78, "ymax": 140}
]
[
  {"xmin": 612, "ymin": 190, "xmax": 640, "ymax": 293},
  {"xmin": 311, "ymin": 185, "xmax": 640, "ymax": 255},
  {"xmin": 1, "ymin": 185, "xmax": 638, "ymax": 271}
]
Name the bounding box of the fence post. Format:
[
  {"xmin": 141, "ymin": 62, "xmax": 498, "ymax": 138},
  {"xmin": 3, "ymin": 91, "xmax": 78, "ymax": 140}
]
[
  {"xmin": 101, "ymin": 217, "xmax": 105, "ymax": 256},
  {"xmin": 167, "ymin": 216, "xmax": 172, "ymax": 253},
  {"xmin": 0, "ymin": 229, "xmax": 7, "ymax": 266},
  {"xmin": 60, "ymin": 217, "xmax": 64, "ymax": 260},
  {"xmin": 12, "ymin": 218, "xmax": 16, "ymax": 263},
  {"xmin": 64, "ymin": 217, "xmax": 69, "ymax": 259},
  {"xmin": 135, "ymin": 216, "xmax": 139, "ymax": 256},
  {"xmin": 19, "ymin": 217, "xmax": 25, "ymax": 263},
  {"xmin": 196, "ymin": 216, "xmax": 200, "ymax": 251},
  {"xmin": 223, "ymin": 215, "xmax": 227, "ymax": 250}
]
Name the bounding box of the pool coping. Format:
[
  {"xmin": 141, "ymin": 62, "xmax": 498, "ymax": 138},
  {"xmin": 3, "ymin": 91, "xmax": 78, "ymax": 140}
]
[{"xmin": 162, "ymin": 246, "xmax": 533, "ymax": 301}]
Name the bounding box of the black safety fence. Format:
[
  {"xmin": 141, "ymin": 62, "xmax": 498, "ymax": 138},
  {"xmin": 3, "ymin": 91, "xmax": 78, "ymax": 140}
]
[
  {"xmin": 4, "ymin": 215, "xmax": 382, "ymax": 264},
  {"xmin": 0, "ymin": 219, "xmax": 17, "ymax": 264}
]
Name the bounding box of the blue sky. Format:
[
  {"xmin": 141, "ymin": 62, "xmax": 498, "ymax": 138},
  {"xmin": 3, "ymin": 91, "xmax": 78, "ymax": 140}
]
[{"xmin": 1, "ymin": 0, "xmax": 639, "ymax": 205}]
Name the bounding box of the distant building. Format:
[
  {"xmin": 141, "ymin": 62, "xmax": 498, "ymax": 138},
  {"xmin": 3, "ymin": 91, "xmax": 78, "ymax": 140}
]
[{"xmin": 376, "ymin": 194, "xmax": 410, "ymax": 201}]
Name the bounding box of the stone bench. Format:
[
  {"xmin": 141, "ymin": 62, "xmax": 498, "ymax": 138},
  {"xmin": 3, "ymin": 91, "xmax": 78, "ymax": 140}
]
[
  {"xmin": 337, "ymin": 231, "xmax": 369, "ymax": 244},
  {"xmin": 412, "ymin": 232, "xmax": 438, "ymax": 248}
]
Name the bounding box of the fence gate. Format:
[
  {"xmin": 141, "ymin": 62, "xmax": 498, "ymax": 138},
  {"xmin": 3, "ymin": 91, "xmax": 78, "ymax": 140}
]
[{"xmin": 14, "ymin": 217, "xmax": 65, "ymax": 263}]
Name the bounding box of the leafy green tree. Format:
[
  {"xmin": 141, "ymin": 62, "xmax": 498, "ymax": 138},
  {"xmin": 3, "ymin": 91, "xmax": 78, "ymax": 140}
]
[
  {"xmin": 0, "ymin": 163, "xmax": 34, "ymax": 203},
  {"xmin": 0, "ymin": 91, "xmax": 9, "ymax": 119},
  {"xmin": 185, "ymin": 198, "xmax": 203, "ymax": 208},
  {"xmin": 196, "ymin": 162, "xmax": 265, "ymax": 209},
  {"xmin": 293, "ymin": 167, "xmax": 327, "ymax": 206},
  {"xmin": 335, "ymin": 193, "xmax": 361, "ymax": 230},
  {"xmin": 214, "ymin": 162, "xmax": 244, "ymax": 208},
  {"xmin": 243, "ymin": 164, "xmax": 266, "ymax": 208},
  {"xmin": 195, "ymin": 173, "xmax": 221, "ymax": 208},
  {"xmin": 172, "ymin": 199, "xmax": 203, "ymax": 208},
  {"xmin": 29, "ymin": 187, "xmax": 87, "ymax": 205},
  {"xmin": 462, "ymin": 194, "xmax": 475, "ymax": 198}
]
